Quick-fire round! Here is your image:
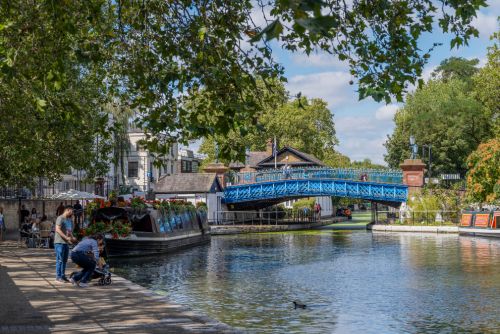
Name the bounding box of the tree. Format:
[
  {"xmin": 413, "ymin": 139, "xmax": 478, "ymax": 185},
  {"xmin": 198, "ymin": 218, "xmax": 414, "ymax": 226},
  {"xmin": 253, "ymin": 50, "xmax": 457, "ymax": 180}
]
[
  {"xmin": 384, "ymin": 79, "xmax": 491, "ymax": 175},
  {"xmin": 431, "ymin": 57, "xmax": 479, "ymax": 83},
  {"xmin": 0, "ymin": 0, "xmax": 488, "ymax": 181},
  {"xmin": 199, "ymin": 96, "xmax": 340, "ymax": 164},
  {"xmin": 350, "ymin": 159, "xmax": 387, "ymax": 169},
  {"xmin": 108, "ymin": 103, "xmax": 133, "ymax": 188},
  {"xmin": 473, "ymin": 33, "xmax": 500, "ymax": 133},
  {"xmin": 466, "ymin": 138, "xmax": 500, "ymax": 204},
  {"xmin": 0, "ymin": 1, "xmax": 114, "ymax": 187},
  {"xmin": 253, "ymin": 0, "xmax": 486, "ymax": 103}
]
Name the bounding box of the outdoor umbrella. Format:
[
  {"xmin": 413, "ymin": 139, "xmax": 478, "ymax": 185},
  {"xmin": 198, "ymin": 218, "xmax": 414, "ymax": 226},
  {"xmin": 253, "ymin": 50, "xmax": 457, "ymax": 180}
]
[{"xmin": 48, "ymin": 189, "xmax": 105, "ymax": 200}]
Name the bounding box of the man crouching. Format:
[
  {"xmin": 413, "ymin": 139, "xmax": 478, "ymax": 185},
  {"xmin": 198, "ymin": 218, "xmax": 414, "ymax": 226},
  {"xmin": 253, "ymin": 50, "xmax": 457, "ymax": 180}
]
[{"xmin": 70, "ymin": 234, "xmax": 104, "ymax": 288}]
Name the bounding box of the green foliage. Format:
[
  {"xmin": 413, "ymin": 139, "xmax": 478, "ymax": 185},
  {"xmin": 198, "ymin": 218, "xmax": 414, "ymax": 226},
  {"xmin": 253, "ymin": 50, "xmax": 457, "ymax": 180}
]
[
  {"xmin": 200, "ymin": 94, "xmax": 341, "ymax": 164},
  {"xmin": 384, "ymin": 78, "xmax": 491, "ymax": 175},
  {"xmin": 466, "ymin": 138, "xmax": 500, "ymax": 204},
  {"xmin": 130, "ymin": 197, "xmax": 147, "ymax": 210},
  {"xmin": 254, "ymin": 0, "xmax": 486, "ymax": 103},
  {"xmin": 407, "ymin": 187, "xmax": 463, "ymax": 222},
  {"xmin": 195, "ymin": 202, "xmax": 208, "ymax": 210},
  {"xmin": 472, "ymin": 33, "xmax": 500, "ymax": 133},
  {"xmin": 82, "ymin": 220, "xmax": 132, "ymax": 239},
  {"xmin": 350, "ymin": 159, "xmax": 387, "ymax": 169},
  {"xmin": 292, "ymin": 198, "xmax": 315, "ymax": 211},
  {"xmin": 432, "ymin": 57, "xmax": 479, "ymax": 84},
  {"xmin": 1, "ymin": 0, "xmax": 487, "ymax": 179},
  {"xmin": 0, "ymin": 1, "xmax": 114, "ymax": 186}
]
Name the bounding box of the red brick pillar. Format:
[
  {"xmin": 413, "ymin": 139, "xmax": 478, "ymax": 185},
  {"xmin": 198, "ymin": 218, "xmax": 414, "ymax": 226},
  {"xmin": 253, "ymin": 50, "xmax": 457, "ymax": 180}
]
[{"xmin": 400, "ymin": 159, "xmax": 426, "ymax": 195}]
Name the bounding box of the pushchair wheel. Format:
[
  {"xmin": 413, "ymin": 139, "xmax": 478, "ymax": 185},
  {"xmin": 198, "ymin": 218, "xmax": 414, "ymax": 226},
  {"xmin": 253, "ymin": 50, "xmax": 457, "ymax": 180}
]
[
  {"xmin": 104, "ymin": 277, "xmax": 112, "ymax": 285},
  {"xmin": 97, "ymin": 278, "xmax": 105, "ymax": 286}
]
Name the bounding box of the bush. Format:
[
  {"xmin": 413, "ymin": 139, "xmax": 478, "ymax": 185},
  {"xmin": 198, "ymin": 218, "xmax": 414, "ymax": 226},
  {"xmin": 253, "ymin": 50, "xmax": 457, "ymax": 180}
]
[{"xmin": 292, "ymin": 198, "xmax": 315, "ymax": 211}]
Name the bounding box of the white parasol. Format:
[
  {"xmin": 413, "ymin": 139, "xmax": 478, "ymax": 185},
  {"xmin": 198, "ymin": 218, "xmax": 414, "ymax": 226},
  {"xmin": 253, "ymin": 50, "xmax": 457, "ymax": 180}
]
[{"xmin": 48, "ymin": 189, "xmax": 106, "ymax": 200}]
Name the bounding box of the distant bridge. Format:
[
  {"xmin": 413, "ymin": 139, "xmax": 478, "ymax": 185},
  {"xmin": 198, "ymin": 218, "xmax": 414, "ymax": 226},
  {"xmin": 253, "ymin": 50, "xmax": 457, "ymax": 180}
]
[{"xmin": 223, "ymin": 168, "xmax": 408, "ymax": 209}]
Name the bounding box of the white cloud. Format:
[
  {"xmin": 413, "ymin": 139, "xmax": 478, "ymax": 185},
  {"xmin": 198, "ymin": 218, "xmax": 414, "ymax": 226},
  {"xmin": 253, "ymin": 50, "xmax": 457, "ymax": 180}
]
[
  {"xmin": 291, "ymin": 52, "xmax": 348, "ymax": 69},
  {"xmin": 286, "ymin": 71, "xmax": 353, "ymax": 108},
  {"xmin": 338, "ymin": 135, "xmax": 389, "ymax": 165},
  {"xmin": 472, "ymin": 12, "xmax": 499, "ymax": 39},
  {"xmin": 249, "ymin": 3, "xmax": 273, "ymax": 28},
  {"xmin": 375, "ymin": 104, "xmax": 399, "ymax": 121}
]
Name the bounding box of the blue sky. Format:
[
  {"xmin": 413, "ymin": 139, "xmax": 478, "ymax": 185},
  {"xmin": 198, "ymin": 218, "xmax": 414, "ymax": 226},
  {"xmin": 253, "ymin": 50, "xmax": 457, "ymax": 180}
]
[{"xmin": 189, "ymin": 2, "xmax": 499, "ymax": 165}]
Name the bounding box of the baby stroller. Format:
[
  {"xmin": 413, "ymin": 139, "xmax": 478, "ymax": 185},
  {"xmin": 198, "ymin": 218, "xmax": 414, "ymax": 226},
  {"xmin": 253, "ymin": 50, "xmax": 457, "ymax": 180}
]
[
  {"xmin": 70, "ymin": 262, "xmax": 112, "ymax": 286},
  {"xmin": 70, "ymin": 245, "xmax": 112, "ymax": 286},
  {"xmin": 93, "ymin": 264, "xmax": 112, "ymax": 286}
]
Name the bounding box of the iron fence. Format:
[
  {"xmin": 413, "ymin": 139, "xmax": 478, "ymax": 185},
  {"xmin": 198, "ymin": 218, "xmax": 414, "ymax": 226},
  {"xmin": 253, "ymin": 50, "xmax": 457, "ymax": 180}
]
[
  {"xmin": 0, "ymin": 175, "xmax": 114, "ymax": 199},
  {"xmin": 209, "ymin": 210, "xmax": 319, "ymax": 226},
  {"xmin": 376, "ymin": 210, "xmax": 460, "ymax": 226}
]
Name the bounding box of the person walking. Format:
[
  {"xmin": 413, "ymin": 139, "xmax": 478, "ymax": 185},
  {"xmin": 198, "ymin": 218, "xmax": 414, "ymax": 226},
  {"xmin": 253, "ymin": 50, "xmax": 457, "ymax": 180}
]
[
  {"xmin": 70, "ymin": 234, "xmax": 104, "ymax": 288},
  {"xmin": 0, "ymin": 207, "xmax": 5, "ymax": 241},
  {"xmin": 54, "ymin": 206, "xmax": 76, "ymax": 283}
]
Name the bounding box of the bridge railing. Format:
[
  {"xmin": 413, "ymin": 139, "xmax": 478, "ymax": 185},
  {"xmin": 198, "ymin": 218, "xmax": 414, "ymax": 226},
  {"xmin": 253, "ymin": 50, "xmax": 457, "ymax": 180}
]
[{"xmin": 226, "ymin": 167, "xmax": 403, "ymax": 186}]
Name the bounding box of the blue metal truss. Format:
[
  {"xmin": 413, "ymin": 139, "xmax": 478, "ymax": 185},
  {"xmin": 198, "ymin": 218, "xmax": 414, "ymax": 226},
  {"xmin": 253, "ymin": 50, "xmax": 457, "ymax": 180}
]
[{"xmin": 223, "ymin": 179, "xmax": 408, "ymax": 204}]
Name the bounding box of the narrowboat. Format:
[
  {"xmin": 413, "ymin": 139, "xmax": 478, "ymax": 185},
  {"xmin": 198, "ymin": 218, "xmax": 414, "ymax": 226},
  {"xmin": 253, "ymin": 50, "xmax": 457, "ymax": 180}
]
[
  {"xmin": 90, "ymin": 206, "xmax": 210, "ymax": 257},
  {"xmin": 459, "ymin": 211, "xmax": 500, "ymax": 238}
]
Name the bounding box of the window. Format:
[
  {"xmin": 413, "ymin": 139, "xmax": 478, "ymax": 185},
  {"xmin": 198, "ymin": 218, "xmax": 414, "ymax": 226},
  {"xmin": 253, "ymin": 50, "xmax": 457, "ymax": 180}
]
[{"xmin": 128, "ymin": 161, "xmax": 139, "ymax": 178}]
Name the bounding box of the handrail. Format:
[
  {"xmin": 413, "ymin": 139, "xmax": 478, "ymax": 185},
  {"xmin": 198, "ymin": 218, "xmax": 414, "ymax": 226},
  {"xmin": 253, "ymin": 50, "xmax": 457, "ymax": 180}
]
[{"xmin": 226, "ymin": 167, "xmax": 404, "ymax": 186}]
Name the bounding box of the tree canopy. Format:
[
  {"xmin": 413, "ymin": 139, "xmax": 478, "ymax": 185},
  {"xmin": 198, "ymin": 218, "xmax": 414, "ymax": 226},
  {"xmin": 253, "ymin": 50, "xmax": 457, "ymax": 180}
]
[
  {"xmin": 0, "ymin": 0, "xmax": 488, "ymax": 185},
  {"xmin": 384, "ymin": 29, "xmax": 499, "ymax": 177},
  {"xmin": 432, "ymin": 57, "xmax": 480, "ymax": 83},
  {"xmin": 199, "ymin": 96, "xmax": 343, "ymax": 165},
  {"xmin": 384, "ymin": 78, "xmax": 491, "ymax": 176},
  {"xmin": 466, "ymin": 138, "xmax": 500, "ymax": 204},
  {"xmin": 0, "ymin": 1, "xmax": 113, "ymax": 186}
]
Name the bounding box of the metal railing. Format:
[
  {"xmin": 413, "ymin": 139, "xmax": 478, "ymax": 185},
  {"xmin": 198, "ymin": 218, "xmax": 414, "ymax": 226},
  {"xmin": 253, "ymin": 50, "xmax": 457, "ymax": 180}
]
[
  {"xmin": 209, "ymin": 210, "xmax": 320, "ymax": 226},
  {"xmin": 376, "ymin": 210, "xmax": 460, "ymax": 226},
  {"xmin": 226, "ymin": 167, "xmax": 403, "ymax": 186}
]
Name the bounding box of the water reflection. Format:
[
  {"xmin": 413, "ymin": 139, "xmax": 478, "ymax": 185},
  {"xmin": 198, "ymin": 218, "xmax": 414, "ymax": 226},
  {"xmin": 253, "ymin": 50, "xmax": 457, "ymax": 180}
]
[{"xmin": 114, "ymin": 231, "xmax": 500, "ymax": 334}]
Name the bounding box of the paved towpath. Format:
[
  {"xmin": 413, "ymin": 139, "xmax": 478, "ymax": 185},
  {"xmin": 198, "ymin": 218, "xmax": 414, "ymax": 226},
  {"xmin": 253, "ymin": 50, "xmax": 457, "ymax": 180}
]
[{"xmin": 0, "ymin": 242, "xmax": 237, "ymax": 334}]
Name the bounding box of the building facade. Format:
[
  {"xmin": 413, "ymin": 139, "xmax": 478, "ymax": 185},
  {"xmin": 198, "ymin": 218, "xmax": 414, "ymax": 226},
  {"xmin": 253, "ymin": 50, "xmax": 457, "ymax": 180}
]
[
  {"xmin": 117, "ymin": 130, "xmax": 178, "ymax": 193},
  {"xmin": 176, "ymin": 149, "xmax": 204, "ymax": 173}
]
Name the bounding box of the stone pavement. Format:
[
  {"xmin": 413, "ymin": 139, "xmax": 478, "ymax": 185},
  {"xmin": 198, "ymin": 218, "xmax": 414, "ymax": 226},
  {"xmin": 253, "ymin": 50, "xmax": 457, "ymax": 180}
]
[{"xmin": 0, "ymin": 242, "xmax": 238, "ymax": 334}]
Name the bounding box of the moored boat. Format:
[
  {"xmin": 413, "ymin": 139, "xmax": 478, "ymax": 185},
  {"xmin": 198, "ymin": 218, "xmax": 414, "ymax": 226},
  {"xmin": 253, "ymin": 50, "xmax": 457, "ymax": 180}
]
[
  {"xmin": 88, "ymin": 204, "xmax": 210, "ymax": 257},
  {"xmin": 459, "ymin": 211, "xmax": 500, "ymax": 238}
]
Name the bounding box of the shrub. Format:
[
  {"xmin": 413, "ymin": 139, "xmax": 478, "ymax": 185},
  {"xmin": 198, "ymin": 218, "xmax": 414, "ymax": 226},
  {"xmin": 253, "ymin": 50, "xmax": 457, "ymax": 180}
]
[{"xmin": 292, "ymin": 198, "xmax": 315, "ymax": 211}]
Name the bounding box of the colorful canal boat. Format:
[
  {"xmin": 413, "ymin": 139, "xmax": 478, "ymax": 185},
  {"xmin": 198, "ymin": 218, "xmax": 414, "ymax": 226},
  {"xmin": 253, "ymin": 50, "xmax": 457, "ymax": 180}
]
[
  {"xmin": 89, "ymin": 205, "xmax": 210, "ymax": 257},
  {"xmin": 459, "ymin": 211, "xmax": 500, "ymax": 237}
]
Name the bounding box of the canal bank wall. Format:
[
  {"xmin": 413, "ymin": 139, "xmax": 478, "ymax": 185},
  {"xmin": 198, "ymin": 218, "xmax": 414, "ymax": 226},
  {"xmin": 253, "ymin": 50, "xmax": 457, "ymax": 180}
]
[
  {"xmin": 0, "ymin": 242, "xmax": 237, "ymax": 333},
  {"xmin": 210, "ymin": 217, "xmax": 347, "ymax": 235},
  {"xmin": 371, "ymin": 224, "xmax": 459, "ymax": 233}
]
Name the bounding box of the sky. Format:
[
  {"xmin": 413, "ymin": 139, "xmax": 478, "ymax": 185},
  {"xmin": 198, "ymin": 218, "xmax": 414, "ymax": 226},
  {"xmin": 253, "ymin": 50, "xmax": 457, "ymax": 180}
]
[{"xmin": 189, "ymin": 2, "xmax": 499, "ymax": 165}]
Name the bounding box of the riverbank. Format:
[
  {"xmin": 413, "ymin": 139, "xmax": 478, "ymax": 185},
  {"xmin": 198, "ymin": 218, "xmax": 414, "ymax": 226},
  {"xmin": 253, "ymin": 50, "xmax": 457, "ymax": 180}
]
[
  {"xmin": 209, "ymin": 217, "xmax": 347, "ymax": 235},
  {"xmin": 371, "ymin": 224, "xmax": 459, "ymax": 233},
  {"xmin": 0, "ymin": 241, "xmax": 236, "ymax": 334}
]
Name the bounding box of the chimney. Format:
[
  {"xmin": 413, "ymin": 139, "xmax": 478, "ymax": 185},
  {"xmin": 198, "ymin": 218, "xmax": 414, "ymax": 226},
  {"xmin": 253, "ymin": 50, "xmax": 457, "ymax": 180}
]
[{"xmin": 266, "ymin": 139, "xmax": 273, "ymax": 156}]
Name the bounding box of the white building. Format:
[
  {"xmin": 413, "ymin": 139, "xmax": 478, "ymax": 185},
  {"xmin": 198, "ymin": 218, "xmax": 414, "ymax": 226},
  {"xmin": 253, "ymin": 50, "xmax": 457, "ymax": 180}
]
[{"xmin": 116, "ymin": 130, "xmax": 178, "ymax": 193}]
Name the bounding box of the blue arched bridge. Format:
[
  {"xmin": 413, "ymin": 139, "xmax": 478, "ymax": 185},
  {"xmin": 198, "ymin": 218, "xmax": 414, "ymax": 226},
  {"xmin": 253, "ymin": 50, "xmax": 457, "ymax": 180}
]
[{"xmin": 223, "ymin": 168, "xmax": 408, "ymax": 209}]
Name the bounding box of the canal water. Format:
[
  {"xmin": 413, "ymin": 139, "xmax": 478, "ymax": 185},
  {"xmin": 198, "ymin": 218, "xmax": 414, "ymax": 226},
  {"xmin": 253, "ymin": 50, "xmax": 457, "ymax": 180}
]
[{"xmin": 114, "ymin": 229, "xmax": 500, "ymax": 333}]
